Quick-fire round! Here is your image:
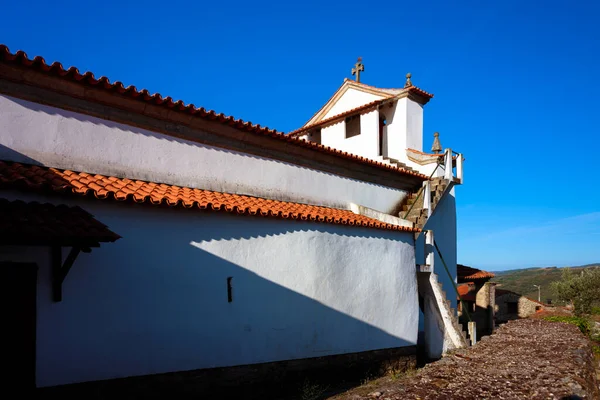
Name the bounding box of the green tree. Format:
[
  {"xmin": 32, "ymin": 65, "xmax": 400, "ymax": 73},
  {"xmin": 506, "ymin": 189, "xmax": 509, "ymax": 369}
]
[{"xmin": 552, "ymin": 268, "xmax": 600, "ymax": 315}]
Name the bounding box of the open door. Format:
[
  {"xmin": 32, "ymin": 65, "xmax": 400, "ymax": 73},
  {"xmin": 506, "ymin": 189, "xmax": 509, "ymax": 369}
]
[{"xmin": 0, "ymin": 262, "xmax": 37, "ymax": 390}]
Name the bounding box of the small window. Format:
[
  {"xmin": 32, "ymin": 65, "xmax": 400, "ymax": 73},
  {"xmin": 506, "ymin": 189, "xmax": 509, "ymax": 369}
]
[
  {"xmin": 345, "ymin": 115, "xmax": 361, "ymax": 138},
  {"xmin": 507, "ymin": 301, "xmax": 518, "ymax": 314},
  {"xmin": 311, "ymin": 129, "xmax": 322, "ymax": 144}
]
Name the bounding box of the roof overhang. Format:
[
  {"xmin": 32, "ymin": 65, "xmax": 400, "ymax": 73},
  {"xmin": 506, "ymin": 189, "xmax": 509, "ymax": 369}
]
[
  {"xmin": 0, "ymin": 198, "xmax": 120, "ymax": 301},
  {"xmin": 457, "ymin": 264, "xmax": 496, "ymax": 283},
  {"xmin": 0, "ymin": 198, "xmax": 120, "ymax": 247},
  {"xmin": 289, "ymin": 99, "xmax": 389, "ymax": 138},
  {"xmin": 302, "ymin": 79, "xmax": 434, "ymax": 128}
]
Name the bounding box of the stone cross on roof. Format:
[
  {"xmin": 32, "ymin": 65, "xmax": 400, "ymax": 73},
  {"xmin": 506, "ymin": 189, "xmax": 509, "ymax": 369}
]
[{"xmin": 351, "ymin": 57, "xmax": 364, "ymax": 83}]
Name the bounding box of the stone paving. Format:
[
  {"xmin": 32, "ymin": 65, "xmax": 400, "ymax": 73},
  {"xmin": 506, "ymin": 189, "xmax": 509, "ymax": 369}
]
[{"xmin": 330, "ymin": 319, "xmax": 599, "ymax": 400}]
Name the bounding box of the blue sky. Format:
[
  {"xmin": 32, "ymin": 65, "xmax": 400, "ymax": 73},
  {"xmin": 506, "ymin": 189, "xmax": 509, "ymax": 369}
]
[{"xmin": 2, "ymin": 1, "xmax": 599, "ymax": 270}]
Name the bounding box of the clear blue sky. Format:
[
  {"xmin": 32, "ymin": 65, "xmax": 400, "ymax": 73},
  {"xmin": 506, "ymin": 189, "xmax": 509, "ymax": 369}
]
[{"xmin": 2, "ymin": 1, "xmax": 599, "ymax": 271}]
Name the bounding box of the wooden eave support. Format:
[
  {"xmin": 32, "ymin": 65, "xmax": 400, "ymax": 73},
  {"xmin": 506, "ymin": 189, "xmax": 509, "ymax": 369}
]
[{"xmin": 51, "ymin": 246, "xmax": 83, "ymax": 302}]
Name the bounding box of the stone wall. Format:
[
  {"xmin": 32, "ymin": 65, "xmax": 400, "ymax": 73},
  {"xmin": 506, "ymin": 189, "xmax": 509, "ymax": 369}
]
[
  {"xmin": 37, "ymin": 346, "xmax": 417, "ymax": 399},
  {"xmin": 495, "ymin": 292, "xmax": 544, "ymax": 322},
  {"xmin": 458, "ymin": 282, "xmax": 495, "ymax": 337},
  {"xmin": 329, "ymin": 319, "xmax": 600, "ymax": 399}
]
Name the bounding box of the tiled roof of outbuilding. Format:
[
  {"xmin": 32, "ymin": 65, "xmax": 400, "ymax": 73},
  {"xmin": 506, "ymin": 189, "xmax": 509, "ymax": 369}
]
[
  {"xmin": 457, "ymin": 264, "xmax": 496, "ymax": 282},
  {"xmin": 0, "ymin": 198, "xmax": 120, "ymax": 246}
]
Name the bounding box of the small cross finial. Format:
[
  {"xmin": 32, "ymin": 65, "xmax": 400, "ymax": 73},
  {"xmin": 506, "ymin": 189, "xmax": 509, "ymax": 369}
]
[
  {"xmin": 405, "ymin": 72, "xmax": 412, "ymax": 88},
  {"xmin": 431, "ymin": 132, "xmax": 442, "ymax": 154},
  {"xmin": 352, "ymin": 57, "xmax": 365, "ymax": 83}
]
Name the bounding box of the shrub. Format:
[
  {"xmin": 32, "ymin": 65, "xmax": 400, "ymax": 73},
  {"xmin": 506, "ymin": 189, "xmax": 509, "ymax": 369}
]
[
  {"xmin": 301, "ymin": 380, "xmax": 328, "ymax": 400},
  {"xmin": 551, "ymin": 268, "xmax": 600, "ymax": 315}
]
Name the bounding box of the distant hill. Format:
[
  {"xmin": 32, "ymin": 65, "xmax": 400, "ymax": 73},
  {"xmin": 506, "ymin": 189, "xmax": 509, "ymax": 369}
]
[{"xmin": 490, "ymin": 263, "xmax": 600, "ymax": 304}]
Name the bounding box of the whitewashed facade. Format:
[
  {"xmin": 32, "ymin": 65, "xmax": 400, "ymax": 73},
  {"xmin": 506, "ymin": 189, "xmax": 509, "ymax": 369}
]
[{"xmin": 0, "ymin": 49, "xmax": 462, "ymax": 390}]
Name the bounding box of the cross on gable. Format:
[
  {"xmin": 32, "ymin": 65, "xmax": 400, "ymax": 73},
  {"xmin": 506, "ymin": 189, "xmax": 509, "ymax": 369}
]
[{"xmin": 351, "ymin": 57, "xmax": 364, "ymax": 83}]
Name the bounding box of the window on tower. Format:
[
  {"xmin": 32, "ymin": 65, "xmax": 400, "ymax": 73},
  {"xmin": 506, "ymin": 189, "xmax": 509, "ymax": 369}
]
[
  {"xmin": 311, "ymin": 129, "xmax": 322, "ymax": 144},
  {"xmin": 345, "ymin": 115, "xmax": 361, "ymax": 138}
]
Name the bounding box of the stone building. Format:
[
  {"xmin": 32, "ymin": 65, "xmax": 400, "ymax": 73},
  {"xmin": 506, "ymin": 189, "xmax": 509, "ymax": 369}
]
[
  {"xmin": 495, "ymin": 289, "xmax": 546, "ymax": 322},
  {"xmin": 456, "ymin": 264, "xmax": 496, "ymax": 337}
]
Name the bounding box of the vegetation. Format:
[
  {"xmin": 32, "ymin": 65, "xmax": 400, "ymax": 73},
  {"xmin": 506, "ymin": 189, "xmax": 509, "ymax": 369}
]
[
  {"xmin": 301, "ymin": 380, "xmax": 328, "ymax": 400},
  {"xmin": 492, "ymin": 264, "xmax": 599, "ymax": 305},
  {"xmin": 551, "ymin": 268, "xmax": 600, "ymax": 315},
  {"xmin": 542, "ymin": 315, "xmax": 592, "ymax": 336}
]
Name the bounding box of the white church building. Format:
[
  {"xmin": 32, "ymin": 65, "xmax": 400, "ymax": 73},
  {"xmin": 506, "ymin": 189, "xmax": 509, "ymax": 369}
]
[{"xmin": 0, "ymin": 48, "xmax": 466, "ymax": 395}]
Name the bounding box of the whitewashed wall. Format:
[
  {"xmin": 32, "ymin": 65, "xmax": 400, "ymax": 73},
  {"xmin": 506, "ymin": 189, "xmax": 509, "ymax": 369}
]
[
  {"xmin": 386, "ymin": 98, "xmax": 424, "ymax": 166},
  {"xmin": 416, "ymin": 188, "xmax": 458, "ymax": 305},
  {"xmin": 310, "ymin": 96, "xmax": 426, "ymax": 174},
  {"xmin": 406, "ymin": 158, "xmax": 440, "ymax": 177},
  {"xmin": 0, "ymin": 95, "xmax": 408, "ymax": 214},
  {"xmin": 415, "ymin": 188, "xmax": 458, "ymax": 358},
  {"xmin": 405, "ymin": 100, "xmax": 424, "ymax": 153},
  {"xmin": 0, "ymin": 191, "xmax": 419, "ymax": 387},
  {"xmin": 321, "ymin": 87, "xmax": 384, "ymax": 120},
  {"xmin": 319, "ymin": 110, "xmax": 379, "ymax": 159},
  {"xmin": 310, "ymin": 94, "xmax": 425, "ymax": 173}
]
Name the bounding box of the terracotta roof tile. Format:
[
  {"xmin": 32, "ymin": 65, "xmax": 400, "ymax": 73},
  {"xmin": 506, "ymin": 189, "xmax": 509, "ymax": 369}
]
[
  {"xmin": 0, "ymin": 161, "xmax": 419, "ymax": 233},
  {"xmin": 289, "ymin": 84, "xmax": 435, "ymax": 139},
  {"xmin": 288, "ymin": 99, "xmax": 385, "ymax": 137},
  {"xmin": 457, "ymin": 264, "xmax": 495, "ymax": 282},
  {"xmin": 457, "ymin": 283, "xmax": 477, "ymax": 301},
  {"xmin": 457, "ymin": 285, "xmax": 471, "ymax": 297},
  {"xmin": 406, "ymin": 85, "xmax": 434, "ymax": 99},
  {"xmin": 0, "ymin": 45, "xmax": 427, "ymax": 181},
  {"xmin": 349, "ymin": 80, "xmax": 434, "ymax": 100},
  {"xmin": 0, "ymin": 198, "xmax": 120, "ymax": 246}
]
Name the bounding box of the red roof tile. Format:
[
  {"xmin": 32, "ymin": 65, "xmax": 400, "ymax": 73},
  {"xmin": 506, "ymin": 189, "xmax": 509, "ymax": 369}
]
[
  {"xmin": 406, "ymin": 85, "xmax": 434, "ymax": 99},
  {"xmin": 288, "ymin": 99, "xmax": 385, "ymax": 137},
  {"xmin": 0, "ymin": 45, "xmax": 427, "ymax": 181},
  {"xmin": 457, "ymin": 283, "xmax": 477, "ymax": 301},
  {"xmin": 457, "ymin": 285, "xmax": 471, "ymax": 297},
  {"xmin": 289, "ymin": 83, "xmax": 435, "ymax": 138},
  {"xmin": 349, "ymin": 80, "xmax": 434, "ymax": 100},
  {"xmin": 0, "ymin": 161, "xmax": 419, "ymax": 233},
  {"xmin": 0, "ymin": 198, "xmax": 120, "ymax": 246},
  {"xmin": 457, "ymin": 264, "xmax": 495, "ymax": 282}
]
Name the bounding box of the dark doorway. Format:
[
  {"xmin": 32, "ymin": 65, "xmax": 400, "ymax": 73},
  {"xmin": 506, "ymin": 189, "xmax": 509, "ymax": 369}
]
[{"xmin": 0, "ymin": 262, "xmax": 37, "ymax": 390}]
